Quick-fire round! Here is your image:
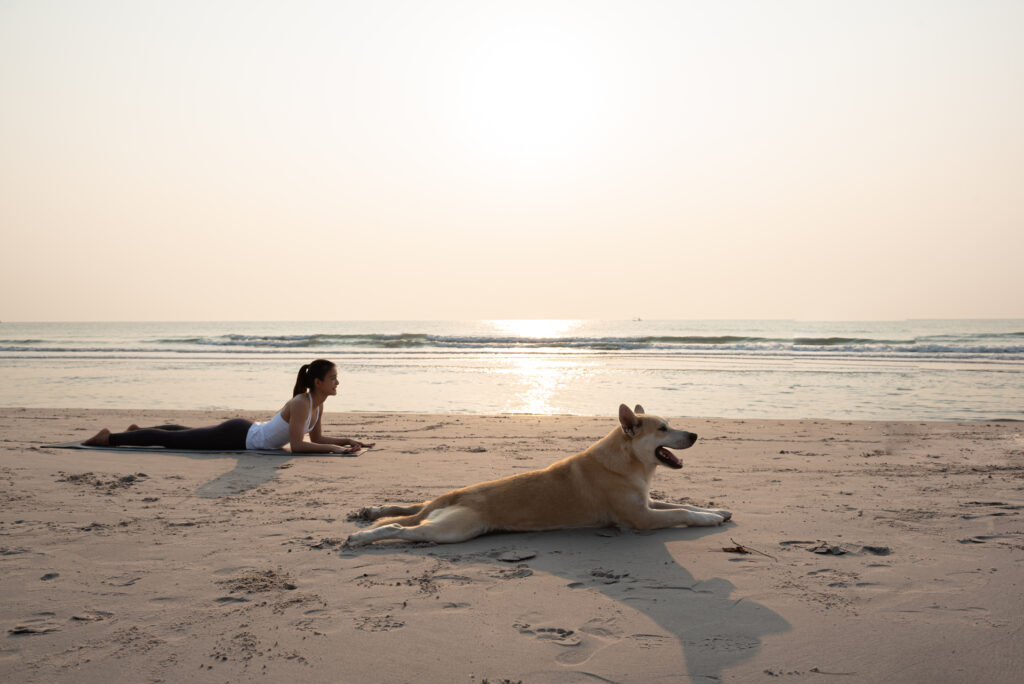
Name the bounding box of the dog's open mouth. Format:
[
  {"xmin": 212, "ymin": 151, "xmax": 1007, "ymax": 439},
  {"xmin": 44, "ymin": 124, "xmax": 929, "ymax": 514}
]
[{"xmin": 656, "ymin": 446, "xmax": 683, "ymax": 469}]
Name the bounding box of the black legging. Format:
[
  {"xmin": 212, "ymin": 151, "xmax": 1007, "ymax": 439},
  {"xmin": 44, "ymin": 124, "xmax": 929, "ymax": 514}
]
[{"xmin": 108, "ymin": 418, "xmax": 254, "ymax": 450}]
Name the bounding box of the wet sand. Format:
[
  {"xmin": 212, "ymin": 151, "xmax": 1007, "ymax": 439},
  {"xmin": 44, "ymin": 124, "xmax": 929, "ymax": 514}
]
[{"xmin": 1, "ymin": 408, "xmax": 1022, "ymax": 683}]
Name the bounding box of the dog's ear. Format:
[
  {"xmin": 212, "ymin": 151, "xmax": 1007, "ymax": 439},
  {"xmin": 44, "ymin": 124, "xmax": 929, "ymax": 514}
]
[
  {"xmin": 634, "ymin": 404, "xmax": 645, "ymax": 415},
  {"xmin": 619, "ymin": 404, "xmax": 641, "ymax": 436}
]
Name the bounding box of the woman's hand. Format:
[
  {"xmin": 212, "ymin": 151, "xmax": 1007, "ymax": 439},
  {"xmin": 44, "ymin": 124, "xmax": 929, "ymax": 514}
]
[
  {"xmin": 332, "ymin": 444, "xmax": 361, "ymax": 455},
  {"xmin": 349, "ymin": 440, "xmax": 375, "ymax": 449}
]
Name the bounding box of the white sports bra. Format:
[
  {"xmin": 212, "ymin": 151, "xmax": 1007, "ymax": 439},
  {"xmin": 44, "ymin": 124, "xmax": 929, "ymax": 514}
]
[{"xmin": 245, "ymin": 393, "xmax": 320, "ymax": 450}]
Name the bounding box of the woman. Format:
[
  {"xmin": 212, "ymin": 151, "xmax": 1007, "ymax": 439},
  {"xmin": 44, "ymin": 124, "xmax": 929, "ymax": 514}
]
[{"xmin": 82, "ymin": 359, "xmax": 374, "ymax": 454}]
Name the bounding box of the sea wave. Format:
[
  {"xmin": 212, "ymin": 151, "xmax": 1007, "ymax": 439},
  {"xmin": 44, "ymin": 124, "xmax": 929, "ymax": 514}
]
[
  {"xmin": 152, "ymin": 332, "xmax": 1024, "ymax": 353},
  {"xmin": 153, "ymin": 333, "xmax": 799, "ymax": 351},
  {"xmin": 793, "ymin": 337, "xmax": 916, "ymax": 346},
  {"xmin": 4, "ymin": 331, "xmax": 1023, "ymax": 358}
]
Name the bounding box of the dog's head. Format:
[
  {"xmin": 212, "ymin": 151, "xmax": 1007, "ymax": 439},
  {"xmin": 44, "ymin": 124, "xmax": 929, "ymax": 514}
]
[{"xmin": 618, "ymin": 403, "xmax": 697, "ymax": 469}]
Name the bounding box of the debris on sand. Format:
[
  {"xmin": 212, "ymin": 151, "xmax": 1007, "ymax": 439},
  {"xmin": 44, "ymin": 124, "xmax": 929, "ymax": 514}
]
[
  {"xmin": 722, "ymin": 538, "xmax": 776, "ymax": 560},
  {"xmin": 723, "ymin": 544, "xmax": 750, "ymax": 554}
]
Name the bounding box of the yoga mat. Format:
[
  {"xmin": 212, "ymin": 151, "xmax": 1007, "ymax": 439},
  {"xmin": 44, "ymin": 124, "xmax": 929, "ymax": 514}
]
[{"xmin": 43, "ymin": 440, "xmax": 367, "ymax": 456}]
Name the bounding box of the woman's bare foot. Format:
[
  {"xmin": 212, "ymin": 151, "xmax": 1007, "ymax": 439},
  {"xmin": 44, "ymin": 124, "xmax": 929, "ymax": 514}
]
[
  {"xmin": 82, "ymin": 428, "xmax": 111, "ymax": 446},
  {"xmin": 127, "ymin": 424, "xmax": 140, "ymax": 431}
]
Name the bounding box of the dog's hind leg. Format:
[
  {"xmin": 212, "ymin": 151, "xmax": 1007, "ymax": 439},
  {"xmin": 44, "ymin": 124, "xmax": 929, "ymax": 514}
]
[
  {"xmin": 353, "ymin": 503, "xmax": 424, "ymax": 522},
  {"xmin": 346, "ymin": 506, "xmax": 487, "ymax": 546}
]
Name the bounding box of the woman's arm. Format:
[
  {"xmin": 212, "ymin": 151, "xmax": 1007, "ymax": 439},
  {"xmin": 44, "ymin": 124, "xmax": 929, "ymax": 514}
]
[
  {"xmin": 287, "ymin": 396, "xmax": 352, "ymax": 454},
  {"xmin": 308, "ymin": 415, "xmax": 374, "ymax": 449},
  {"xmin": 312, "ymin": 435, "xmax": 374, "ymax": 449}
]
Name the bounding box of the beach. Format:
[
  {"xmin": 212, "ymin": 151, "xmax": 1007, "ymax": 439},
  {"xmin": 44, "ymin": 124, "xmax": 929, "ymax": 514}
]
[
  {"xmin": 2, "ymin": 408, "xmax": 1022, "ymax": 683},
  {"xmin": 4, "ymin": 0, "xmax": 1022, "ymax": 680}
]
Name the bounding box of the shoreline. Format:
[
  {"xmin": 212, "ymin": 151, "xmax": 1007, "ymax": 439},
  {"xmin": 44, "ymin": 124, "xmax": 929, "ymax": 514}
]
[
  {"xmin": 4, "ymin": 405, "xmax": 1021, "ymax": 423},
  {"xmin": 2, "ymin": 408, "xmax": 1023, "ymax": 682}
]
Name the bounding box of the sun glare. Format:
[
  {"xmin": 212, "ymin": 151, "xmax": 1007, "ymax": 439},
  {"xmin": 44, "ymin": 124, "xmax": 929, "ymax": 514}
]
[
  {"xmin": 490, "ymin": 319, "xmax": 581, "ymax": 339},
  {"xmin": 458, "ymin": 22, "xmax": 604, "ymax": 166}
]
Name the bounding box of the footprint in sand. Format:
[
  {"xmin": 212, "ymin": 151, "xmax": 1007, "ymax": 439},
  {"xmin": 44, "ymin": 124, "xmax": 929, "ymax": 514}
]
[
  {"xmin": 355, "ymin": 614, "xmax": 405, "ymax": 632},
  {"xmin": 578, "ymin": 616, "xmax": 622, "ymax": 640},
  {"xmin": 70, "ymin": 610, "xmax": 113, "ymax": 622},
  {"xmin": 514, "ymin": 621, "xmax": 581, "ymax": 646},
  {"xmin": 514, "ymin": 614, "xmax": 622, "ymax": 665},
  {"xmin": 629, "ymin": 633, "xmax": 673, "ymax": 650},
  {"xmin": 102, "ymin": 574, "xmax": 140, "ymax": 587},
  {"xmin": 215, "ymin": 596, "xmax": 249, "ymax": 605},
  {"xmin": 9, "ymin": 613, "xmax": 62, "ymax": 636},
  {"xmin": 589, "ymin": 567, "xmax": 629, "ymax": 584},
  {"xmin": 688, "ymin": 633, "xmax": 760, "ymax": 654}
]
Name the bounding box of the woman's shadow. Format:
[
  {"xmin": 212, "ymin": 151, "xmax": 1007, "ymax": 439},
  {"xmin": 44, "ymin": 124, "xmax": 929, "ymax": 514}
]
[
  {"xmin": 191, "ymin": 452, "xmax": 296, "ymax": 498},
  {"xmin": 190, "ymin": 449, "xmax": 363, "ymax": 497}
]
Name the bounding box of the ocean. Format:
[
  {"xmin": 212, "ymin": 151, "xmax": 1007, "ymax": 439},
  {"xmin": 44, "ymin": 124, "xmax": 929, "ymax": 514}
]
[{"xmin": 1, "ymin": 319, "xmax": 1021, "ymax": 421}]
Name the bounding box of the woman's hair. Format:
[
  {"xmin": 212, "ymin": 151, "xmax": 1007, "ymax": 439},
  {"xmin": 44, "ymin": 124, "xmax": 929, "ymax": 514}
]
[{"xmin": 293, "ymin": 359, "xmax": 336, "ymax": 396}]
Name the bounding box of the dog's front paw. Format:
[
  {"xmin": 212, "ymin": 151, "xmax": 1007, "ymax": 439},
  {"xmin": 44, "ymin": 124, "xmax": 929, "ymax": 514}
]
[
  {"xmin": 710, "ymin": 508, "xmax": 732, "ymax": 521},
  {"xmin": 689, "ymin": 512, "xmax": 724, "ymax": 526}
]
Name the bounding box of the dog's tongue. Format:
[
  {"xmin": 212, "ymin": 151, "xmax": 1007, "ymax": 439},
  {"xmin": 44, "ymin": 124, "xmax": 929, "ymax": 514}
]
[{"xmin": 657, "ymin": 446, "xmax": 682, "ymax": 468}]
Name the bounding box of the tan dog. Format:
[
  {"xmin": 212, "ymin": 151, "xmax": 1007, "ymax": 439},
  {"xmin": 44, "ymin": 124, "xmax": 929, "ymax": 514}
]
[{"xmin": 345, "ymin": 404, "xmax": 731, "ymax": 546}]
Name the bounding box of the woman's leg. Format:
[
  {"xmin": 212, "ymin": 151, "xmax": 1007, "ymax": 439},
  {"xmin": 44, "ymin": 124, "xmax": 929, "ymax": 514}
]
[
  {"xmin": 107, "ymin": 419, "xmax": 253, "ymax": 450},
  {"xmin": 83, "ymin": 425, "xmax": 198, "ymax": 446}
]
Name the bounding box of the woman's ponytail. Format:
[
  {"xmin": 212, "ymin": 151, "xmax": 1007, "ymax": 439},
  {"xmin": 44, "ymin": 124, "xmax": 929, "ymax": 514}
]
[{"xmin": 293, "ymin": 364, "xmax": 311, "ymax": 396}]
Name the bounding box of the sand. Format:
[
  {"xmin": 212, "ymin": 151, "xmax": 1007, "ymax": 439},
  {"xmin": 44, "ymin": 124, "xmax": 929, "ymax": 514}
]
[{"xmin": 1, "ymin": 407, "xmax": 1022, "ymax": 683}]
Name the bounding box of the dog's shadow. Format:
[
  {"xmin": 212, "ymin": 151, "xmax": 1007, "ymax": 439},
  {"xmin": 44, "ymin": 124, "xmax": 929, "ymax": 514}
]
[{"xmin": 344, "ymin": 524, "xmax": 789, "ymax": 682}]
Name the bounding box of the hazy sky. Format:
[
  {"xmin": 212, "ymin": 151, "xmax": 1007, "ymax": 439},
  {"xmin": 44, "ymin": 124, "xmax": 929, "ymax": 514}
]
[{"xmin": 2, "ymin": 1, "xmax": 1022, "ymax": 321}]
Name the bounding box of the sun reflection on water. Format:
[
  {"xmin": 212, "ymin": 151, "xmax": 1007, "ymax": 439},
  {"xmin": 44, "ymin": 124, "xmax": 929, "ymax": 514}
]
[
  {"xmin": 486, "ymin": 321, "xmax": 587, "ymax": 413},
  {"xmin": 498, "ymin": 355, "xmax": 586, "ymax": 414}
]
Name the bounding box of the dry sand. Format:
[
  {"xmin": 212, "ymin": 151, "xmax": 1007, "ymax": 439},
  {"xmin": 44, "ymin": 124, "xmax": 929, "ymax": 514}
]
[{"xmin": 1, "ymin": 407, "xmax": 1022, "ymax": 683}]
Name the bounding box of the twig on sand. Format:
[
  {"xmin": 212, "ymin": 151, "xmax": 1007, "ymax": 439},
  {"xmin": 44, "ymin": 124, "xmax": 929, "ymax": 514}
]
[
  {"xmin": 809, "ymin": 667, "xmax": 858, "ymax": 676},
  {"xmin": 722, "ymin": 538, "xmax": 777, "ymax": 561}
]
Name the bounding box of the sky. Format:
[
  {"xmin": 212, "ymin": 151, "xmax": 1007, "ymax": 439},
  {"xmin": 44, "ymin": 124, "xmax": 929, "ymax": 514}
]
[{"xmin": 1, "ymin": 0, "xmax": 1022, "ymax": 321}]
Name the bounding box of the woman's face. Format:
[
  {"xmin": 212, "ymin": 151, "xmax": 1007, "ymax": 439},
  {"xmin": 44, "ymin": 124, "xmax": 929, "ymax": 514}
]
[{"xmin": 317, "ymin": 367, "xmax": 339, "ymax": 396}]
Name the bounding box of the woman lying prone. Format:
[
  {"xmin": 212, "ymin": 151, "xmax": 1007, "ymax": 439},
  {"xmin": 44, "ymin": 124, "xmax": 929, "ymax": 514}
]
[{"xmin": 82, "ymin": 359, "xmax": 374, "ymax": 454}]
